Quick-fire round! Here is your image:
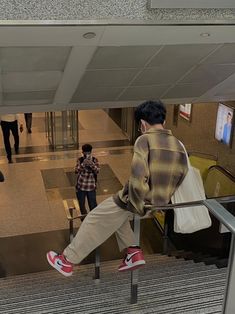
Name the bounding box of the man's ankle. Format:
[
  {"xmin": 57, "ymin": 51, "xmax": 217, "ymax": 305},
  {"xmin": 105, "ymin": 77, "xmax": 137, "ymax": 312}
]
[{"xmin": 62, "ymin": 254, "xmax": 73, "ymax": 265}]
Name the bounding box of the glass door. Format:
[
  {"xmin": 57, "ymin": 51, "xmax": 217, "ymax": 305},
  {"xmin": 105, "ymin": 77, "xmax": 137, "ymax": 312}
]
[{"xmin": 45, "ymin": 110, "xmax": 79, "ymax": 150}]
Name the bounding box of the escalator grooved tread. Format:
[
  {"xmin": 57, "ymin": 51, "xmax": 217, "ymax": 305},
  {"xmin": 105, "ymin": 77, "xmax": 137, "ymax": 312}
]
[{"xmin": 0, "ymin": 253, "xmax": 227, "ymax": 313}]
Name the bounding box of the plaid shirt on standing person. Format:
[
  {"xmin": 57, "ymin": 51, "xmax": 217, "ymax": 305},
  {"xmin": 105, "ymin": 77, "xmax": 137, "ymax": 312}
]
[{"xmin": 75, "ymin": 156, "xmax": 100, "ymax": 191}]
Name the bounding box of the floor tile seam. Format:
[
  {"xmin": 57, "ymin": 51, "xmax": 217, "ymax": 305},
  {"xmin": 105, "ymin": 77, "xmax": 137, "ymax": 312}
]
[
  {"xmin": 10, "ymin": 145, "xmax": 133, "ymax": 157},
  {"xmin": 0, "ymin": 148, "xmax": 133, "ymax": 164}
]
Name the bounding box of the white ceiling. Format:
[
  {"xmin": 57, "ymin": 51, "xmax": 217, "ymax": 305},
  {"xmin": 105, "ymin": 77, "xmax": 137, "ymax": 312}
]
[{"xmin": 1, "ymin": 25, "xmax": 235, "ymax": 113}]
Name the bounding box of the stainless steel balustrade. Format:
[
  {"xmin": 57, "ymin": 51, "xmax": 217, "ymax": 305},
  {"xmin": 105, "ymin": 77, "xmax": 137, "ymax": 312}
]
[
  {"xmin": 65, "ymin": 208, "xmax": 100, "ymax": 280},
  {"xmin": 132, "ymin": 195, "xmax": 235, "ymax": 314},
  {"xmin": 65, "ymin": 196, "xmax": 235, "ymax": 312}
]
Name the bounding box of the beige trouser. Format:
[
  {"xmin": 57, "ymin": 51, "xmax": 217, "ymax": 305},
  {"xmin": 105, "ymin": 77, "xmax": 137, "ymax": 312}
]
[{"xmin": 63, "ymin": 196, "xmax": 136, "ymax": 264}]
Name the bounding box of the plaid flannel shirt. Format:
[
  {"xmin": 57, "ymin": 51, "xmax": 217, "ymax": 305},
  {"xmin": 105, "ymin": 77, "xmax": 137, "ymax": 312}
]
[
  {"xmin": 113, "ymin": 128, "xmax": 188, "ymax": 216},
  {"xmin": 75, "ymin": 156, "xmax": 100, "ymax": 191}
]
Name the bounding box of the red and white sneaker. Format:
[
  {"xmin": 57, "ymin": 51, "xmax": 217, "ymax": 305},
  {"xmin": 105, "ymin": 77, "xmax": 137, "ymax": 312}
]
[
  {"xmin": 46, "ymin": 251, "xmax": 73, "ymax": 277},
  {"xmin": 118, "ymin": 247, "xmax": 146, "ymax": 272}
]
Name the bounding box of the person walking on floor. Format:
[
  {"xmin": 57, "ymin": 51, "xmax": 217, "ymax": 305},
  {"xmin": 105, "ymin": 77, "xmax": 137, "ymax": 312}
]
[
  {"xmin": 0, "ymin": 170, "xmax": 4, "ymax": 182},
  {"xmin": 47, "ymin": 100, "xmax": 188, "ymax": 276},
  {"xmin": 0, "ymin": 114, "xmax": 23, "ymax": 163},
  {"xmin": 24, "ymin": 113, "xmax": 33, "ymax": 134},
  {"xmin": 75, "ymin": 143, "xmax": 100, "ymax": 217}
]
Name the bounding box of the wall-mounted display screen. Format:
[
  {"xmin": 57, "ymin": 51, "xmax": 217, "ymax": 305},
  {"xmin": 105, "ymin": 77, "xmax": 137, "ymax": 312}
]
[
  {"xmin": 179, "ymin": 103, "xmax": 192, "ymax": 121},
  {"xmin": 215, "ymin": 103, "xmax": 234, "ymax": 147}
]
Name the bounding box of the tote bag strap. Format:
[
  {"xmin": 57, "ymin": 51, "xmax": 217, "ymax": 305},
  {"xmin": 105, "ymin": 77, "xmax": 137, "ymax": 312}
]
[{"xmin": 178, "ymin": 141, "xmax": 190, "ymax": 168}]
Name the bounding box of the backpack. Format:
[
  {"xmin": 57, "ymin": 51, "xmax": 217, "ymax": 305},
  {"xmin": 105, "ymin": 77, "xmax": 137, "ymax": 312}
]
[{"xmin": 79, "ymin": 156, "xmax": 97, "ymax": 183}]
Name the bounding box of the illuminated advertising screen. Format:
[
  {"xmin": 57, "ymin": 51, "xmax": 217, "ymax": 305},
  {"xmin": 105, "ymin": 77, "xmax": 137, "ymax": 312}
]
[{"xmin": 215, "ymin": 103, "xmax": 234, "ymax": 147}]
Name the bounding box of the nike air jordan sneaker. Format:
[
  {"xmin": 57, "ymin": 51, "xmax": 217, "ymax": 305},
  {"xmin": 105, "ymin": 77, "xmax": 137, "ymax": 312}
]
[
  {"xmin": 46, "ymin": 251, "xmax": 73, "ymax": 276},
  {"xmin": 118, "ymin": 247, "xmax": 146, "ymax": 272}
]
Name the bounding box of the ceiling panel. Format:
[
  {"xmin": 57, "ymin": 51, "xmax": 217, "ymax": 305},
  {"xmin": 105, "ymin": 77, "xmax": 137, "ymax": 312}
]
[
  {"xmin": 202, "ymin": 44, "xmax": 235, "ymax": 64},
  {"xmin": 118, "ymin": 85, "xmax": 170, "ymax": 101},
  {"xmin": 181, "ymin": 64, "xmax": 235, "ymax": 84},
  {"xmin": 3, "ymin": 71, "xmax": 62, "ymax": 92},
  {"xmin": 0, "ymin": 47, "xmax": 71, "ymax": 72},
  {"xmin": 148, "ymin": 44, "xmax": 219, "ymax": 67},
  {"xmin": 0, "ymin": 28, "xmax": 234, "ymax": 112},
  {"xmin": 214, "ymin": 82, "xmax": 235, "ymax": 97},
  {"xmin": 131, "ymin": 64, "xmax": 192, "ymax": 86},
  {"xmin": 3, "ymin": 90, "xmax": 55, "ymax": 102},
  {"xmin": 80, "ymin": 69, "xmax": 139, "ymax": 87},
  {"xmin": 163, "ymin": 83, "xmax": 214, "ymax": 98},
  {"xmin": 4, "ymin": 100, "xmax": 54, "ymax": 107},
  {"xmin": 71, "ymin": 86, "xmax": 123, "ymax": 102},
  {"xmin": 215, "ymin": 90, "xmax": 235, "ymax": 97},
  {"xmin": 88, "ymin": 46, "xmax": 161, "ymax": 69}
]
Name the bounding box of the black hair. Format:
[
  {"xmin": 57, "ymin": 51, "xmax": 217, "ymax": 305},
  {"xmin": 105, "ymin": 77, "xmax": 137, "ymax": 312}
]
[
  {"xmin": 134, "ymin": 100, "xmax": 166, "ymax": 125},
  {"xmin": 82, "ymin": 144, "xmax": 92, "ymax": 153}
]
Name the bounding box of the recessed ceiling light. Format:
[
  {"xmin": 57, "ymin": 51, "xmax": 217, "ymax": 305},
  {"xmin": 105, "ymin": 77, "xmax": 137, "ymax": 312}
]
[
  {"xmin": 200, "ymin": 32, "xmax": 211, "ymax": 37},
  {"xmin": 83, "ymin": 32, "xmax": 96, "ymax": 39}
]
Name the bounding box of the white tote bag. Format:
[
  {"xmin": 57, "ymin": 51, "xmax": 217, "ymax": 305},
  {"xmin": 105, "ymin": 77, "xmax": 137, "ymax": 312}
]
[{"xmin": 171, "ymin": 143, "xmax": 212, "ymax": 234}]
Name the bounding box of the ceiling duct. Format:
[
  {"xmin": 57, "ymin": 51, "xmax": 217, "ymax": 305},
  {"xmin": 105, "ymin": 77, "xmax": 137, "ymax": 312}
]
[{"xmin": 147, "ymin": 0, "xmax": 235, "ymax": 9}]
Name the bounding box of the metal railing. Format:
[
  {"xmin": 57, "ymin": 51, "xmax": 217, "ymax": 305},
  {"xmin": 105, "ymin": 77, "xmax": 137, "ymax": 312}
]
[
  {"xmin": 64, "ymin": 196, "xmax": 235, "ymax": 313},
  {"xmin": 132, "ymin": 195, "xmax": 235, "ymax": 314},
  {"xmin": 64, "ymin": 205, "xmax": 100, "ymax": 281}
]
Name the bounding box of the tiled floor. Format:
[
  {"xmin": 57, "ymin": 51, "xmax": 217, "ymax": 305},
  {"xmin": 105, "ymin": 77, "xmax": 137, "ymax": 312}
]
[
  {"xmin": 0, "ymin": 109, "xmax": 143, "ymax": 276},
  {"xmin": 0, "ymin": 109, "xmax": 133, "ymax": 237},
  {"xmin": 0, "ymin": 109, "xmax": 164, "ymax": 277}
]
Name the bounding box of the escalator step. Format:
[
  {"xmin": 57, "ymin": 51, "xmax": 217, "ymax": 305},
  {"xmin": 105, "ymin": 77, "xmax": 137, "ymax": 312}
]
[
  {"xmin": 193, "ymin": 254, "xmax": 211, "ymax": 263},
  {"xmin": 215, "ymin": 258, "xmax": 228, "ymax": 269}
]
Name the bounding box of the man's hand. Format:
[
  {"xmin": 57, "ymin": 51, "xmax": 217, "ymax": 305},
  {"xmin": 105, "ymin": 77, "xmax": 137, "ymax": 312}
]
[{"xmin": 20, "ymin": 124, "xmax": 23, "ymax": 133}]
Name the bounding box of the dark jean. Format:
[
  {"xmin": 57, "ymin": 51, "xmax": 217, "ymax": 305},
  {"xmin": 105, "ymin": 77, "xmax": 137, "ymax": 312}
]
[
  {"xmin": 1, "ymin": 120, "xmax": 19, "ymax": 160},
  {"xmin": 0, "ymin": 170, "xmax": 4, "ymax": 182},
  {"xmin": 76, "ymin": 189, "xmax": 97, "ymax": 216},
  {"xmin": 24, "ymin": 113, "xmax": 32, "ymax": 131}
]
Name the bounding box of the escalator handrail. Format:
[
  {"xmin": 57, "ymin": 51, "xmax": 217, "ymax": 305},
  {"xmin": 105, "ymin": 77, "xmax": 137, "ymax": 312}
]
[
  {"xmin": 149, "ymin": 195, "xmax": 235, "ymax": 236},
  {"xmin": 208, "ymin": 165, "xmax": 235, "ymax": 183},
  {"xmin": 66, "ymin": 195, "xmax": 235, "ymax": 225},
  {"xmin": 145, "ymin": 195, "xmax": 235, "ymax": 233},
  {"xmin": 188, "ymin": 151, "xmax": 218, "ymax": 161},
  {"xmin": 144, "ymin": 195, "xmax": 235, "ymax": 211}
]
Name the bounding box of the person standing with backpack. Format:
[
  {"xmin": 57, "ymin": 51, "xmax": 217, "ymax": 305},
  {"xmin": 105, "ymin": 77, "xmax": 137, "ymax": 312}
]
[{"xmin": 75, "ymin": 144, "xmax": 100, "ymax": 218}]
